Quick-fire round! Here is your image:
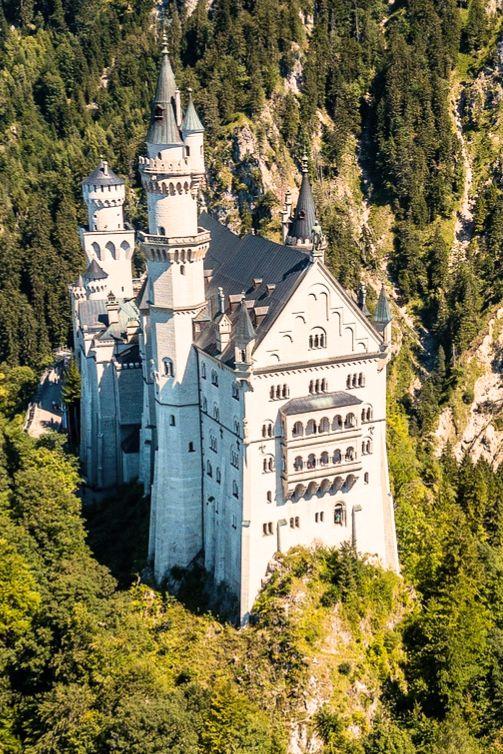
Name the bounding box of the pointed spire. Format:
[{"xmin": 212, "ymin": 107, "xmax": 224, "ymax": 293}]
[
  {"xmin": 182, "ymin": 88, "xmax": 204, "ymax": 134},
  {"xmin": 83, "ymin": 259, "xmax": 108, "ymax": 281},
  {"xmin": 235, "ymin": 298, "xmax": 256, "ymax": 347},
  {"xmin": 374, "ymin": 284, "xmax": 392, "ymax": 326},
  {"xmin": 286, "ymin": 153, "xmax": 317, "ymax": 246},
  {"xmin": 147, "ymin": 34, "xmax": 183, "ymax": 146}
]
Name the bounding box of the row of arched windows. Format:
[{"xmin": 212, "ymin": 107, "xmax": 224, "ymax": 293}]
[
  {"xmin": 309, "ymin": 378, "xmax": 328, "ymax": 395},
  {"xmin": 263, "ymin": 456, "xmax": 275, "ymax": 473},
  {"xmin": 361, "ymin": 407, "xmax": 373, "ymax": 422},
  {"xmin": 262, "ymin": 422, "xmax": 274, "ymax": 438},
  {"xmin": 309, "ymin": 328, "xmax": 327, "ymax": 349},
  {"xmin": 91, "ymin": 240, "xmax": 130, "ymax": 255},
  {"xmin": 292, "ymin": 413, "xmax": 356, "ymax": 438},
  {"xmin": 270, "ymin": 384, "xmax": 290, "ymax": 400},
  {"xmin": 362, "ymin": 440, "xmax": 373, "ymax": 455},
  {"xmin": 347, "ymin": 372, "xmax": 365, "ymax": 389},
  {"xmin": 293, "ymin": 447, "xmax": 356, "ymax": 471}
]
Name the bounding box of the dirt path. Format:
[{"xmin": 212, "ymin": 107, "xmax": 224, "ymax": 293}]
[
  {"xmin": 25, "ymin": 351, "xmax": 70, "ymax": 438},
  {"xmin": 451, "ymin": 80, "xmax": 475, "ymax": 266}
]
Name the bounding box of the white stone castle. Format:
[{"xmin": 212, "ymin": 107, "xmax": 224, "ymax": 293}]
[{"xmin": 70, "ymin": 41, "xmax": 399, "ymax": 621}]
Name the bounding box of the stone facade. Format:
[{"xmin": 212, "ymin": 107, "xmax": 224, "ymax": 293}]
[{"xmin": 71, "ymin": 45, "xmax": 399, "ymax": 622}]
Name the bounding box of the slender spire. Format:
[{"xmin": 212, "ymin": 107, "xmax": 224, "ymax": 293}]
[
  {"xmin": 181, "ymin": 88, "xmax": 204, "ymax": 134},
  {"xmin": 147, "ymin": 33, "xmax": 183, "ymax": 146},
  {"xmin": 374, "ymin": 284, "xmax": 392, "ymax": 326},
  {"xmin": 286, "ymin": 153, "xmax": 316, "ymax": 246}
]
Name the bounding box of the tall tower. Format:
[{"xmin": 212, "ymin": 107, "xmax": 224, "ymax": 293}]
[
  {"xmin": 80, "ymin": 160, "xmax": 134, "ymax": 299},
  {"xmin": 139, "ymin": 37, "xmax": 210, "ymax": 581}
]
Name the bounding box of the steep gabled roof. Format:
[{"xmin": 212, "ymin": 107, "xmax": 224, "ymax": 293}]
[
  {"xmin": 147, "ymin": 44, "xmax": 183, "ymax": 146},
  {"xmin": 181, "ymin": 89, "xmax": 204, "ymax": 134},
  {"xmin": 196, "ymin": 212, "xmax": 310, "ymax": 364}
]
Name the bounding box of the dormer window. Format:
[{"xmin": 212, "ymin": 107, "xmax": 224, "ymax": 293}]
[
  {"xmin": 298, "ymin": 209, "xmax": 306, "ymax": 219},
  {"xmin": 154, "ymin": 105, "xmax": 163, "ymax": 120}
]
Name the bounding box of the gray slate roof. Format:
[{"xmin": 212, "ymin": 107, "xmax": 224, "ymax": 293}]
[
  {"xmin": 182, "ymin": 90, "xmax": 204, "ymax": 133},
  {"xmin": 83, "ymin": 160, "xmax": 123, "ymax": 187},
  {"xmin": 286, "ymin": 166, "xmax": 316, "ymax": 245},
  {"xmin": 374, "ymin": 285, "xmax": 392, "ymax": 326},
  {"xmin": 197, "ymin": 212, "xmax": 311, "ymax": 364},
  {"xmin": 281, "ymin": 391, "xmax": 362, "ymax": 416},
  {"xmin": 84, "ymin": 259, "xmax": 108, "ymax": 281},
  {"xmin": 147, "ymin": 48, "xmax": 183, "ymax": 146},
  {"xmin": 234, "ymin": 299, "xmax": 256, "ymax": 346}
]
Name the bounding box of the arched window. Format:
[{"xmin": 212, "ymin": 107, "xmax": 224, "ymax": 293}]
[
  {"xmin": 163, "ymin": 357, "xmax": 174, "ymax": 377},
  {"xmin": 321, "ymin": 378, "xmax": 327, "ymax": 392},
  {"xmin": 180, "ymin": 265, "xmax": 185, "ymax": 275},
  {"xmin": 333, "ymin": 449, "xmax": 342, "ymax": 464},
  {"xmin": 213, "ymin": 404, "xmax": 219, "ymax": 421},
  {"xmin": 282, "ymin": 384, "xmax": 289, "ymax": 398},
  {"xmin": 232, "ymin": 480, "xmax": 239, "ymax": 498},
  {"xmin": 188, "ymin": 441, "xmax": 195, "ymax": 452},
  {"xmin": 169, "ymin": 415, "xmax": 176, "ymax": 426},
  {"xmin": 211, "ymin": 370, "xmax": 219, "ymax": 386},
  {"xmin": 358, "ymin": 372, "xmax": 365, "ymax": 387},
  {"xmin": 294, "ymin": 456, "xmax": 303, "ymax": 471},
  {"xmin": 334, "ymin": 503, "xmax": 345, "ymax": 525},
  {"xmin": 361, "ymin": 408, "xmax": 366, "ymax": 423},
  {"xmin": 309, "ymin": 380, "xmax": 314, "ymax": 395},
  {"xmin": 263, "ymin": 456, "xmax": 274, "ymax": 473},
  {"xmin": 231, "ymin": 449, "xmax": 239, "ymax": 468},
  {"xmin": 202, "ymin": 397, "xmax": 208, "ymax": 412},
  {"xmin": 344, "ymin": 413, "xmax": 356, "ymax": 429},
  {"xmin": 276, "ymin": 385, "xmax": 281, "ymax": 399},
  {"xmin": 91, "ymin": 241, "xmax": 100, "ymax": 256},
  {"xmin": 232, "ymin": 383, "xmax": 239, "ymax": 400},
  {"xmin": 309, "ymin": 327, "xmax": 327, "ymax": 350},
  {"xmin": 333, "ymin": 415, "xmax": 342, "ymax": 431},
  {"xmin": 307, "ymin": 453, "xmax": 316, "ymax": 469},
  {"xmin": 266, "ymin": 491, "xmax": 272, "ymax": 503},
  {"xmin": 306, "ymin": 419, "xmax": 317, "ymax": 436},
  {"xmin": 234, "ymin": 419, "xmax": 240, "ymax": 435},
  {"xmin": 292, "ymin": 421, "xmax": 303, "ymax": 438},
  {"xmin": 320, "ymin": 451, "xmax": 329, "ymax": 466},
  {"xmin": 201, "ymin": 363, "xmax": 207, "ymax": 379},
  {"xmin": 206, "ymin": 460, "xmax": 212, "ymax": 477},
  {"xmin": 105, "ymin": 241, "xmax": 115, "ymax": 256},
  {"xmin": 210, "ymin": 435, "xmax": 217, "ymax": 452},
  {"xmin": 346, "ymin": 375, "xmax": 352, "ymax": 389},
  {"xmin": 262, "ymin": 422, "xmax": 273, "ymax": 438},
  {"xmin": 352, "ymin": 374, "xmax": 358, "ymax": 388},
  {"xmin": 364, "ymin": 472, "xmax": 369, "ymax": 484},
  {"xmin": 319, "ymin": 417, "xmax": 329, "ymax": 433},
  {"xmin": 345, "ymin": 446, "xmax": 355, "ymax": 461},
  {"xmin": 270, "ymin": 386, "xmax": 275, "ymax": 399},
  {"xmin": 216, "ymin": 468, "xmax": 221, "ymax": 484},
  {"xmin": 367, "ymin": 407, "xmax": 373, "ymax": 422}
]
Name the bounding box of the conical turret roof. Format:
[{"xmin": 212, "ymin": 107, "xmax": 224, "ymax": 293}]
[
  {"xmin": 83, "ymin": 160, "xmax": 123, "ymax": 187},
  {"xmin": 147, "ymin": 38, "xmax": 183, "ymax": 146},
  {"xmin": 374, "ymin": 284, "xmax": 392, "ymax": 325},
  {"xmin": 83, "ymin": 259, "xmax": 108, "ymax": 281},
  {"xmin": 234, "ymin": 299, "xmax": 256, "ymax": 346},
  {"xmin": 286, "ymin": 158, "xmax": 316, "ymax": 245},
  {"xmin": 182, "ymin": 88, "xmax": 204, "ymax": 133}
]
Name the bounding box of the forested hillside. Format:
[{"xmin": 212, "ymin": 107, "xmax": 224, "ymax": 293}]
[{"xmin": 1, "ymin": 0, "xmax": 502, "ymax": 750}]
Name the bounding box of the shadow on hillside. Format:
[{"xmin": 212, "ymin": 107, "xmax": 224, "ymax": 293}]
[{"xmin": 84, "ymin": 483, "xmax": 150, "ymax": 588}]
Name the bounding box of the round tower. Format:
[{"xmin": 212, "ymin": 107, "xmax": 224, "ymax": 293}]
[
  {"xmin": 182, "ymin": 88, "xmax": 205, "ymax": 177},
  {"xmin": 82, "ymin": 160, "xmax": 125, "ymax": 232}
]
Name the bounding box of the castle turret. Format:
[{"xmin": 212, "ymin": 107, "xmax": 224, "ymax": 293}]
[
  {"xmin": 79, "ymin": 160, "xmax": 134, "ymax": 299},
  {"xmin": 181, "ymin": 88, "xmax": 205, "ymax": 177},
  {"xmin": 140, "ymin": 37, "xmax": 210, "ymax": 582},
  {"xmin": 374, "ymin": 284, "xmax": 392, "ymax": 347}
]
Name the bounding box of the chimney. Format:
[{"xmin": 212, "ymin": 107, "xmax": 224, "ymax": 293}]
[{"xmin": 106, "ymin": 292, "xmax": 120, "ymax": 324}]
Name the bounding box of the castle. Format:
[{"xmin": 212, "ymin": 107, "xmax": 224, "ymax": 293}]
[{"xmin": 70, "ymin": 41, "xmax": 399, "ymax": 621}]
